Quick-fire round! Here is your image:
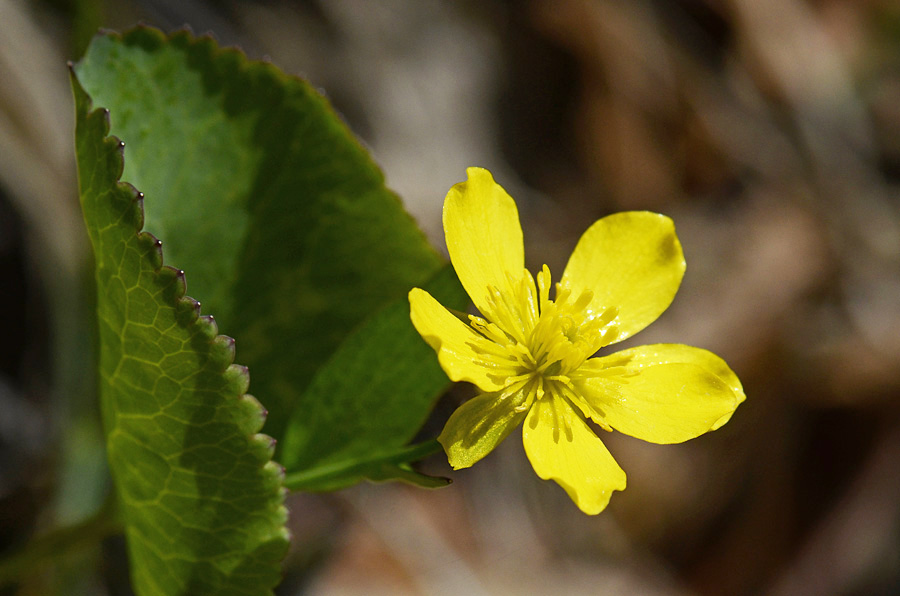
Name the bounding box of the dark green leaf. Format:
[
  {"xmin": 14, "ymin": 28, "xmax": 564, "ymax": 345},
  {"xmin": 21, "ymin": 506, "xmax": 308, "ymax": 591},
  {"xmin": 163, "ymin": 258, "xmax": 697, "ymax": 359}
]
[
  {"xmin": 72, "ymin": 66, "xmax": 287, "ymax": 596},
  {"xmin": 73, "ymin": 27, "xmax": 446, "ymax": 446},
  {"xmin": 280, "ymin": 266, "xmax": 466, "ymax": 488},
  {"xmin": 73, "ymin": 24, "xmax": 467, "ymax": 593}
]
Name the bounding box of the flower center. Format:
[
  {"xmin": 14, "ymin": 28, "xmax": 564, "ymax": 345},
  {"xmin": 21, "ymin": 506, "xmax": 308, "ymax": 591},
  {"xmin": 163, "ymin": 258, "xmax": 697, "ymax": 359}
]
[{"xmin": 468, "ymin": 265, "xmax": 618, "ymax": 411}]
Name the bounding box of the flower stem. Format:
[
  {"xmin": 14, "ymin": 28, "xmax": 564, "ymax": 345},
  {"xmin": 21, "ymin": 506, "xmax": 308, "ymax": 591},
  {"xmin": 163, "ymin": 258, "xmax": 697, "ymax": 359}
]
[{"xmin": 283, "ymin": 438, "xmax": 447, "ymax": 491}]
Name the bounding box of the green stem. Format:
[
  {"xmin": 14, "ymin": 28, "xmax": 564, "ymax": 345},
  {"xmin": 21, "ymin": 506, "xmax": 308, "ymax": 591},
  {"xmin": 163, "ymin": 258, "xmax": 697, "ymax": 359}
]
[
  {"xmin": 0, "ymin": 495, "xmax": 122, "ymax": 587},
  {"xmin": 283, "ymin": 438, "xmax": 446, "ymax": 491}
]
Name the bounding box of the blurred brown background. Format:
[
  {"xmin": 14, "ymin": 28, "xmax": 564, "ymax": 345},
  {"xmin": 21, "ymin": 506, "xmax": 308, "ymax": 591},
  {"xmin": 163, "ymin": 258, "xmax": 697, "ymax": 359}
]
[{"xmin": 2, "ymin": 0, "xmax": 900, "ymax": 594}]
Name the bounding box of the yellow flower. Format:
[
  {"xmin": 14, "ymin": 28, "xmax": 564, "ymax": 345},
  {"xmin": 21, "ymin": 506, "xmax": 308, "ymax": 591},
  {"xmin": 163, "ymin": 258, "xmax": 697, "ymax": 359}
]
[{"xmin": 409, "ymin": 167, "xmax": 745, "ymax": 515}]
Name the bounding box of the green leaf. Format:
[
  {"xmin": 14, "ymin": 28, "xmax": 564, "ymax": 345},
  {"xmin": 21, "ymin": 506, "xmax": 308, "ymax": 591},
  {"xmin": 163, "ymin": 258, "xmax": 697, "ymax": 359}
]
[
  {"xmin": 72, "ymin": 27, "xmax": 447, "ymax": 449},
  {"xmin": 72, "ymin": 24, "xmax": 466, "ymax": 593},
  {"xmin": 280, "ymin": 266, "xmax": 466, "ymax": 489},
  {"xmin": 72, "ymin": 69, "xmax": 288, "ymax": 596}
]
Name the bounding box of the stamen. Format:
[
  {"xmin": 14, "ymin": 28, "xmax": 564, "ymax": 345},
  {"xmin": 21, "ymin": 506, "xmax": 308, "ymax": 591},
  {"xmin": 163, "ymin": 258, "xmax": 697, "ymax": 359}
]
[
  {"xmin": 498, "ymin": 377, "xmax": 530, "ymax": 401},
  {"xmin": 571, "ymin": 289, "xmax": 594, "ymax": 314},
  {"xmin": 513, "ymin": 269, "xmax": 539, "ymax": 332},
  {"xmin": 470, "ymin": 262, "xmax": 627, "ymax": 419},
  {"xmin": 484, "ymin": 285, "xmax": 526, "ymax": 344},
  {"xmin": 557, "ymin": 382, "xmax": 613, "ymax": 432},
  {"xmin": 514, "ymin": 377, "xmax": 541, "ymax": 412},
  {"xmin": 469, "ymin": 315, "xmax": 514, "ymax": 346},
  {"xmin": 537, "ymin": 265, "xmax": 551, "ymax": 311}
]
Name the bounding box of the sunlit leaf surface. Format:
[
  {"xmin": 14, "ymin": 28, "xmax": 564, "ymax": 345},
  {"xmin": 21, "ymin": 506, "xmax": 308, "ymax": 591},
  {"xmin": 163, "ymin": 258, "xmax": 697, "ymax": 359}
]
[
  {"xmin": 73, "ymin": 25, "xmax": 464, "ymax": 593},
  {"xmin": 72, "ymin": 67, "xmax": 287, "ymax": 596}
]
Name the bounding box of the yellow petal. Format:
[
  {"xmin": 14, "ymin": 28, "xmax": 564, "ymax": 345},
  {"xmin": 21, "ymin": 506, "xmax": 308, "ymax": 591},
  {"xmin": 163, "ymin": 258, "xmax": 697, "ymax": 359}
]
[
  {"xmin": 409, "ymin": 288, "xmax": 504, "ymax": 392},
  {"xmin": 523, "ymin": 396, "xmax": 626, "ymax": 515},
  {"xmin": 439, "ymin": 389, "xmax": 529, "ymax": 469},
  {"xmin": 444, "ymin": 167, "xmax": 524, "ymax": 320},
  {"xmin": 578, "ymin": 344, "xmax": 744, "ymax": 444},
  {"xmin": 561, "ymin": 212, "xmax": 684, "ymax": 343}
]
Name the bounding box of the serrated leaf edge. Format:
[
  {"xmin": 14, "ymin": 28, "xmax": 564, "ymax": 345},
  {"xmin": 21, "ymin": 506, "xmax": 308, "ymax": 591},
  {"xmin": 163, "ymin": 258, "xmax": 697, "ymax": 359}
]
[
  {"xmin": 87, "ymin": 22, "xmax": 426, "ymax": 234},
  {"xmin": 69, "ymin": 58, "xmax": 291, "ymax": 560}
]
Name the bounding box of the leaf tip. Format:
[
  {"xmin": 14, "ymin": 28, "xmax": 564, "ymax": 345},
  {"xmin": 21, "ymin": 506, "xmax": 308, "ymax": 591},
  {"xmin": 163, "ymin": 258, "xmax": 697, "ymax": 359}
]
[
  {"xmin": 238, "ymin": 393, "xmax": 268, "ymax": 433},
  {"xmin": 251, "ymin": 433, "xmax": 278, "ymax": 460},
  {"xmin": 224, "ymin": 363, "xmax": 250, "ymax": 396},
  {"xmin": 211, "ymin": 335, "xmax": 237, "ymax": 370},
  {"xmin": 196, "ymin": 314, "xmax": 219, "ymax": 340},
  {"xmin": 263, "ymin": 458, "xmax": 287, "ymax": 484},
  {"xmin": 175, "ymin": 296, "xmax": 201, "ymax": 324},
  {"xmin": 137, "ymin": 232, "xmax": 163, "ymax": 269}
]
